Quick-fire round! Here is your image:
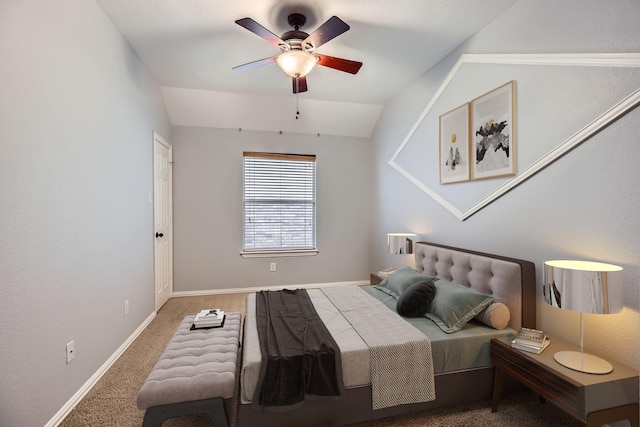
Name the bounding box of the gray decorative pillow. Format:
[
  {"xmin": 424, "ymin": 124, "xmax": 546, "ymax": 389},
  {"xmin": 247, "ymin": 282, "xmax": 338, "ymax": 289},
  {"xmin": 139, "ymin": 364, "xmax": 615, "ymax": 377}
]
[
  {"xmin": 375, "ymin": 267, "xmax": 435, "ymax": 299},
  {"xmin": 396, "ymin": 279, "xmax": 437, "ymax": 317},
  {"xmin": 425, "ymin": 279, "xmax": 496, "ymax": 333}
]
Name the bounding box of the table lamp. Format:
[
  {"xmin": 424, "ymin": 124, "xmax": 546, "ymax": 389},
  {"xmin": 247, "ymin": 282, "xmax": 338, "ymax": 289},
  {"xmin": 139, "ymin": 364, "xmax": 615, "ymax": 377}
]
[
  {"xmin": 544, "ymin": 260, "xmax": 623, "ymax": 374},
  {"xmin": 387, "ymin": 233, "xmax": 416, "ymax": 255}
]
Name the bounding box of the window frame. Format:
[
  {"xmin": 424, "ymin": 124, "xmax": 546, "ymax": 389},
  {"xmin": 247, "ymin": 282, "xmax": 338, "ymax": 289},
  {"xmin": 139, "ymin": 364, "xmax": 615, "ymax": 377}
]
[{"xmin": 241, "ymin": 151, "xmax": 318, "ymax": 258}]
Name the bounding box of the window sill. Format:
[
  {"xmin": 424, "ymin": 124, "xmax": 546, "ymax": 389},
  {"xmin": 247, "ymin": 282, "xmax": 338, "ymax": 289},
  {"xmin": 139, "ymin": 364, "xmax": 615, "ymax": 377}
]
[{"xmin": 240, "ymin": 249, "xmax": 319, "ymax": 259}]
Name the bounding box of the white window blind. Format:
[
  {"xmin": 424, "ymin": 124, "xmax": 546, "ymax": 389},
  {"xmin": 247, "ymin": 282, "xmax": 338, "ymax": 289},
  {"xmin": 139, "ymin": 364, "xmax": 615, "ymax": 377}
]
[{"xmin": 243, "ymin": 152, "xmax": 316, "ymax": 252}]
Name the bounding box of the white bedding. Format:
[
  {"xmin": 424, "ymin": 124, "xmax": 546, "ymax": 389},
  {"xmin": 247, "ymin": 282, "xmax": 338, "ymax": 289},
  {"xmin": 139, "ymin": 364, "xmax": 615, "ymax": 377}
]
[
  {"xmin": 240, "ymin": 285, "xmax": 512, "ymax": 405},
  {"xmin": 241, "ymin": 288, "xmax": 371, "ymax": 404}
]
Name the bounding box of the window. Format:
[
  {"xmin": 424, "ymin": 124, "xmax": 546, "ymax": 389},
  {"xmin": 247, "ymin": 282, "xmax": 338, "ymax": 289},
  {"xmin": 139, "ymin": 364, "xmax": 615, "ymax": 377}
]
[{"xmin": 242, "ymin": 152, "xmax": 316, "ymax": 256}]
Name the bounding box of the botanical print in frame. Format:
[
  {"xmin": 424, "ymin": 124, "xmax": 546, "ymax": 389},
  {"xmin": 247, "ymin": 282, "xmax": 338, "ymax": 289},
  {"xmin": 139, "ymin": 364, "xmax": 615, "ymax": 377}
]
[
  {"xmin": 470, "ymin": 81, "xmax": 516, "ymax": 180},
  {"xmin": 439, "ymin": 102, "xmax": 470, "ymax": 184}
]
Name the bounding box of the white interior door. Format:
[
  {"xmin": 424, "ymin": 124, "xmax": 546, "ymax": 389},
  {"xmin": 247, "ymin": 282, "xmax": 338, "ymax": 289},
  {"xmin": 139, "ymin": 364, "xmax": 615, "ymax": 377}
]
[{"xmin": 153, "ymin": 132, "xmax": 173, "ymax": 311}]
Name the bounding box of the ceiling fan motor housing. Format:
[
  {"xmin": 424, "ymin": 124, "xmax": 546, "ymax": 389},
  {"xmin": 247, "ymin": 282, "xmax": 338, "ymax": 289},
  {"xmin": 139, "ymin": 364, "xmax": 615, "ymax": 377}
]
[
  {"xmin": 281, "ymin": 30, "xmax": 310, "ymax": 45},
  {"xmin": 281, "ymin": 13, "xmax": 312, "ymax": 52}
]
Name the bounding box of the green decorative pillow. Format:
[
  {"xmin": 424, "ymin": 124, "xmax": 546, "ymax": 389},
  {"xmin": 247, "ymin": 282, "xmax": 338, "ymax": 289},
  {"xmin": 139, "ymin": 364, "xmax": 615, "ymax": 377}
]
[
  {"xmin": 396, "ymin": 279, "xmax": 437, "ymax": 317},
  {"xmin": 425, "ymin": 279, "xmax": 496, "ymax": 333},
  {"xmin": 375, "ymin": 267, "xmax": 435, "ymax": 299}
]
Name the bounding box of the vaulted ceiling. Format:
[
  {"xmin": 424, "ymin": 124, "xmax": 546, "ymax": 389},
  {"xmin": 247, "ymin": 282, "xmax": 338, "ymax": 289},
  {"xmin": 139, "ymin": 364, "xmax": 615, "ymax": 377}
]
[{"xmin": 96, "ymin": 0, "xmax": 517, "ymax": 137}]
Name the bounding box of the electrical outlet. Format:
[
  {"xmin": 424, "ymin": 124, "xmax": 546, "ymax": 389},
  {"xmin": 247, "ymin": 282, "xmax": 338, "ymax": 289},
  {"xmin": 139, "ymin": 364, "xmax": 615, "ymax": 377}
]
[
  {"xmin": 66, "ymin": 341, "xmax": 75, "ymax": 364},
  {"xmin": 124, "ymin": 300, "xmax": 129, "ymax": 316},
  {"xmin": 270, "ymin": 262, "xmax": 276, "ymax": 272}
]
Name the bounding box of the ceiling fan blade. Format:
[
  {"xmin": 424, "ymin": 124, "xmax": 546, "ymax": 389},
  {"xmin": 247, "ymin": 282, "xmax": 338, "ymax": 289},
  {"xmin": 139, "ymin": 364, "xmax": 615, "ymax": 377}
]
[
  {"xmin": 302, "ymin": 16, "xmax": 350, "ymax": 50},
  {"xmin": 235, "ymin": 17, "xmax": 285, "ymax": 47},
  {"xmin": 293, "ymin": 76, "xmax": 308, "ymax": 94},
  {"xmin": 316, "ymin": 54, "xmax": 363, "ymax": 74},
  {"xmin": 232, "ymin": 56, "xmax": 278, "ymax": 73}
]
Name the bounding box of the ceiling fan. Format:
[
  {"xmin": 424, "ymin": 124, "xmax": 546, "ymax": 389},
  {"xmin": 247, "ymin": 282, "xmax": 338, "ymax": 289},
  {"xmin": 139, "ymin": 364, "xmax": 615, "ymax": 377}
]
[{"xmin": 232, "ymin": 13, "xmax": 363, "ymax": 94}]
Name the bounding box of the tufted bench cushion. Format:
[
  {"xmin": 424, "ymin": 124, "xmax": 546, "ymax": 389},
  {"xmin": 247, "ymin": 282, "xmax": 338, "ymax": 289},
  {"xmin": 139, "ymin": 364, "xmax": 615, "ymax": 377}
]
[{"xmin": 137, "ymin": 312, "xmax": 241, "ymax": 426}]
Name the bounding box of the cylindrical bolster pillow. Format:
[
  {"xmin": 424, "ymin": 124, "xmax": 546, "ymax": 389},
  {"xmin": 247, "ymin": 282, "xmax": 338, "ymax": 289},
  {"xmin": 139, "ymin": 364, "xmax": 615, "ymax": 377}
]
[{"xmin": 475, "ymin": 302, "xmax": 510, "ymax": 329}]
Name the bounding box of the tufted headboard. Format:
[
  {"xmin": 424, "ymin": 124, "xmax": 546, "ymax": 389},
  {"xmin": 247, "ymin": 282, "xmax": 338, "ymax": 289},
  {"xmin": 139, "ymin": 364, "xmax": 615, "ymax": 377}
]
[{"xmin": 415, "ymin": 241, "xmax": 536, "ymax": 331}]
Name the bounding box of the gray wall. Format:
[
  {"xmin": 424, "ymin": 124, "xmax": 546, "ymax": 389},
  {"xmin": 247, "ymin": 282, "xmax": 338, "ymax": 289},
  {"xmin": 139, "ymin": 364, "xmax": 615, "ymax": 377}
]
[
  {"xmin": 0, "ymin": 1, "xmax": 171, "ymax": 426},
  {"xmin": 373, "ymin": 0, "xmax": 640, "ymax": 369},
  {"xmin": 171, "ymin": 126, "xmax": 373, "ymax": 291}
]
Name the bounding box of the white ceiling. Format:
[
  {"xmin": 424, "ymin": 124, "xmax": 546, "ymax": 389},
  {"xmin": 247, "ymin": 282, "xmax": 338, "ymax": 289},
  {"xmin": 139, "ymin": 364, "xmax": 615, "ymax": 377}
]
[{"xmin": 96, "ymin": 0, "xmax": 517, "ymax": 137}]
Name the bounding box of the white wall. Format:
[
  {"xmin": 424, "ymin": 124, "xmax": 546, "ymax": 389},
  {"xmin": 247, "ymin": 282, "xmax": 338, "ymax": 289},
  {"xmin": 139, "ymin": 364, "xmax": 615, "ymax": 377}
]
[
  {"xmin": 171, "ymin": 126, "xmax": 373, "ymax": 291},
  {"xmin": 0, "ymin": 1, "xmax": 171, "ymax": 426},
  {"xmin": 373, "ymin": 0, "xmax": 640, "ymax": 369}
]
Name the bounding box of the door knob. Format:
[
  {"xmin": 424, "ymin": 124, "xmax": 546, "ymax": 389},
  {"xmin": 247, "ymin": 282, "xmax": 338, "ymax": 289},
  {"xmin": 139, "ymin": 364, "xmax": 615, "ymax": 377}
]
[{"xmin": 156, "ymin": 232, "xmax": 164, "ymax": 238}]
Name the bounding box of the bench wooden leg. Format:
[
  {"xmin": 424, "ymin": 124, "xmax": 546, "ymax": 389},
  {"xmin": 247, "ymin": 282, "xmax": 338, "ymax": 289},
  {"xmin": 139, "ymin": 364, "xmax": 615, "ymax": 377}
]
[{"xmin": 141, "ymin": 398, "xmax": 229, "ymax": 427}]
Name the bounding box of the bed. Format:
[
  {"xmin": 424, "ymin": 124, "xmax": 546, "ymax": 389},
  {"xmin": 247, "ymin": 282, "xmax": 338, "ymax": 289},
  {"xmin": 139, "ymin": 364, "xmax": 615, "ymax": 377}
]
[{"xmin": 237, "ymin": 241, "xmax": 536, "ymax": 427}]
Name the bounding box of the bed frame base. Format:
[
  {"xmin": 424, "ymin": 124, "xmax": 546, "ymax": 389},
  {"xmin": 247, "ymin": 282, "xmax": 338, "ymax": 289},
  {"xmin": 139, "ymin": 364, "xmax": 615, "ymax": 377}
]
[{"xmin": 238, "ymin": 367, "xmax": 522, "ymax": 427}]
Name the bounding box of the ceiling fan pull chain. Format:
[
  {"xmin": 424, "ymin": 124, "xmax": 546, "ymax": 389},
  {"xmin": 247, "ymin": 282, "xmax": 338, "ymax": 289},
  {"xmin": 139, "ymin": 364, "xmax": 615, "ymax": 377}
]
[{"xmin": 295, "ymin": 92, "xmax": 300, "ymax": 119}]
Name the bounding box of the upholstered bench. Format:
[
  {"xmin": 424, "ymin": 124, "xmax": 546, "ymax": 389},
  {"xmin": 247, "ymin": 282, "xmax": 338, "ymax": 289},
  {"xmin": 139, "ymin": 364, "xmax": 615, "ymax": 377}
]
[{"xmin": 137, "ymin": 312, "xmax": 241, "ymax": 427}]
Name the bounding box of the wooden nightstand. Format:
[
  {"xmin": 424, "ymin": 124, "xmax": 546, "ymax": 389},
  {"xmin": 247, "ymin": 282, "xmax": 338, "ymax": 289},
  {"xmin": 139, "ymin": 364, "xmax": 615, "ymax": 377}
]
[
  {"xmin": 369, "ymin": 273, "xmax": 385, "ymax": 285},
  {"xmin": 491, "ymin": 336, "xmax": 639, "ymax": 427}
]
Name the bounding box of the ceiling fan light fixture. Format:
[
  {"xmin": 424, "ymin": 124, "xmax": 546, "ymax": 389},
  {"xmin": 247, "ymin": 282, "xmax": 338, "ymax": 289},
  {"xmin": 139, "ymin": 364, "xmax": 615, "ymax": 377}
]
[{"xmin": 276, "ymin": 50, "xmax": 318, "ymax": 78}]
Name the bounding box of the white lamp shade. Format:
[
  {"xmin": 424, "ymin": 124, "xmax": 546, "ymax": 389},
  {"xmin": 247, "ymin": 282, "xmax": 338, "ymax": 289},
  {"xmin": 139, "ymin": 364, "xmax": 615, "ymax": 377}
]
[
  {"xmin": 543, "ymin": 259, "xmax": 623, "ymax": 374},
  {"xmin": 544, "ymin": 260, "xmax": 623, "ymax": 314},
  {"xmin": 276, "ymin": 50, "xmax": 318, "ymax": 78},
  {"xmin": 387, "ymin": 233, "xmax": 416, "ymax": 255}
]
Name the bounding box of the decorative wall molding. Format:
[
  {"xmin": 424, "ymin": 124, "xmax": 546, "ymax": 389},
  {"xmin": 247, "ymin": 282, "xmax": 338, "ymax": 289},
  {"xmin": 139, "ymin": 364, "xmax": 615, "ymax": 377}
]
[{"xmin": 388, "ymin": 53, "xmax": 640, "ymax": 221}]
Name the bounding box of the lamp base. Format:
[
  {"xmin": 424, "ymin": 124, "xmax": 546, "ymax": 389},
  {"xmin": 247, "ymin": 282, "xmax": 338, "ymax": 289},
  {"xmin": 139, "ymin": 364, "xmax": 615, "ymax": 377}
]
[{"xmin": 553, "ymin": 351, "xmax": 613, "ymax": 375}]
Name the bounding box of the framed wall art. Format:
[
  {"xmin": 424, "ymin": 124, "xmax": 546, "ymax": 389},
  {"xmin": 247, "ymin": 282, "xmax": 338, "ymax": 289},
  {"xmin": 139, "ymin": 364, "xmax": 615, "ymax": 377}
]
[
  {"xmin": 470, "ymin": 81, "xmax": 516, "ymax": 180},
  {"xmin": 439, "ymin": 102, "xmax": 470, "ymax": 184}
]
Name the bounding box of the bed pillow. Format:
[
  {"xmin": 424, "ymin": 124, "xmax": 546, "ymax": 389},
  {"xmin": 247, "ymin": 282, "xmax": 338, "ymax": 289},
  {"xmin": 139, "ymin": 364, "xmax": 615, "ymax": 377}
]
[
  {"xmin": 474, "ymin": 302, "xmax": 510, "ymax": 329},
  {"xmin": 375, "ymin": 267, "xmax": 434, "ymax": 299},
  {"xmin": 425, "ymin": 280, "xmax": 496, "ymax": 333},
  {"xmin": 396, "ymin": 279, "xmax": 437, "ymax": 317}
]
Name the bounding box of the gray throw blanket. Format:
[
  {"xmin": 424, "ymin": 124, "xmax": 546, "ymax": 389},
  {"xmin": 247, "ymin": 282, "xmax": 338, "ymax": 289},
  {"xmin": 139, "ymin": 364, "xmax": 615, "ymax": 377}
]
[
  {"xmin": 322, "ymin": 286, "xmax": 436, "ymax": 409},
  {"xmin": 253, "ymin": 289, "xmax": 345, "ymax": 410}
]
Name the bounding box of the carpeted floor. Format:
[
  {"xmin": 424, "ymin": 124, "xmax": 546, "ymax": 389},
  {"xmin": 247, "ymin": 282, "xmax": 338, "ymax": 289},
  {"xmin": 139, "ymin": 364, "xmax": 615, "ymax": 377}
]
[{"xmin": 60, "ymin": 294, "xmax": 584, "ymax": 427}]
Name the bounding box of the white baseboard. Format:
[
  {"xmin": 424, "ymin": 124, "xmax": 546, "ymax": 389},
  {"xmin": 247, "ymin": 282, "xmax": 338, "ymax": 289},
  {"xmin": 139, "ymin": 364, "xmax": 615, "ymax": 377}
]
[
  {"xmin": 171, "ymin": 280, "xmax": 370, "ymax": 297},
  {"xmin": 46, "ymin": 311, "xmax": 157, "ymax": 427}
]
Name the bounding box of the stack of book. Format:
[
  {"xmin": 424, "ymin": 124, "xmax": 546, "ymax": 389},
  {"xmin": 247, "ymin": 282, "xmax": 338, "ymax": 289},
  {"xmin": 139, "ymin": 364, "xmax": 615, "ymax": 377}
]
[
  {"xmin": 192, "ymin": 309, "xmax": 225, "ymax": 329},
  {"xmin": 511, "ymin": 327, "xmax": 550, "ymax": 354}
]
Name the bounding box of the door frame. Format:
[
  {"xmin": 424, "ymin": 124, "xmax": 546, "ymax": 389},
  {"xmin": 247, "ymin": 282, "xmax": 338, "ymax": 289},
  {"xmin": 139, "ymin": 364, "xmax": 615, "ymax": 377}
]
[{"xmin": 153, "ymin": 131, "xmax": 173, "ymax": 311}]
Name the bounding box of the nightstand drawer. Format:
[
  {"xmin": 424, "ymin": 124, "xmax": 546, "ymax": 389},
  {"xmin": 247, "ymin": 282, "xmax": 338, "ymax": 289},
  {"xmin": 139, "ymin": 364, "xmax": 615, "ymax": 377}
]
[{"xmin": 491, "ymin": 338, "xmax": 580, "ymax": 418}]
